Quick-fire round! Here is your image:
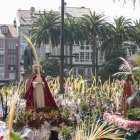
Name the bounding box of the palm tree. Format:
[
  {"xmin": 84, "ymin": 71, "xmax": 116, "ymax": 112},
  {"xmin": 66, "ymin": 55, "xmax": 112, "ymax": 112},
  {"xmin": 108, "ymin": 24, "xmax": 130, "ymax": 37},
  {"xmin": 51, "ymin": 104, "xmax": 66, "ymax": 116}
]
[
  {"xmin": 29, "ymin": 10, "xmax": 61, "ymax": 48},
  {"xmin": 64, "ymin": 17, "xmax": 84, "ymax": 70},
  {"xmin": 99, "ymin": 16, "xmax": 133, "ymax": 80},
  {"xmin": 81, "ymin": 11, "xmax": 108, "ymax": 74},
  {"xmin": 130, "ymin": 20, "xmax": 140, "ymax": 49},
  {"xmin": 102, "ymin": 16, "xmax": 133, "ymax": 61}
]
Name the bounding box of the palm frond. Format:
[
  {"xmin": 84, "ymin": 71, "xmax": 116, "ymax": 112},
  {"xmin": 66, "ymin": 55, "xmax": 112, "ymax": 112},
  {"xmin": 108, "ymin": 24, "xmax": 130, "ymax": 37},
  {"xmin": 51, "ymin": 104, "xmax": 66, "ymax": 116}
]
[
  {"xmin": 119, "ymin": 57, "xmax": 132, "ymax": 72},
  {"xmin": 74, "ymin": 118, "xmax": 125, "ymax": 140},
  {"xmin": 113, "ymin": 71, "xmax": 131, "ymax": 78}
]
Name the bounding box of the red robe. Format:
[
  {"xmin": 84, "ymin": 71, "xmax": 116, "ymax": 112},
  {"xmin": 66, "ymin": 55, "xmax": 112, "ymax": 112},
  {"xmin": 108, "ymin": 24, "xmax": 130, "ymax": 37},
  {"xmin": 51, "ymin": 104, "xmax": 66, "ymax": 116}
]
[{"xmin": 24, "ymin": 75, "xmax": 58, "ymax": 110}]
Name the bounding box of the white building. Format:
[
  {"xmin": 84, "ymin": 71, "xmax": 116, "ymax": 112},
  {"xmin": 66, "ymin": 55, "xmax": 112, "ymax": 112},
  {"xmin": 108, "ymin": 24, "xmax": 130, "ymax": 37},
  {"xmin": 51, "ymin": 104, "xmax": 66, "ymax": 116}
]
[{"xmin": 16, "ymin": 6, "xmax": 105, "ymax": 80}]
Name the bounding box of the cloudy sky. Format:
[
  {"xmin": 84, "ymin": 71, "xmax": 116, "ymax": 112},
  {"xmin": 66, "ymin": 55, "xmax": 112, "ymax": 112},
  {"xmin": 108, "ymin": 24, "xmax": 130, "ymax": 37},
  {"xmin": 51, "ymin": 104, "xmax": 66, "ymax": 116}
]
[{"xmin": 0, "ymin": 0, "xmax": 140, "ymax": 24}]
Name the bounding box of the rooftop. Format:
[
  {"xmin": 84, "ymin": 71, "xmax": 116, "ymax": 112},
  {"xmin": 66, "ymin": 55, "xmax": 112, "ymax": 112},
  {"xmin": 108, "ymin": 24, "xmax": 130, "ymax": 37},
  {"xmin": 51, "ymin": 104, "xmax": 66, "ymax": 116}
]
[
  {"xmin": 59, "ymin": 6, "xmax": 91, "ymax": 18},
  {"xmin": 17, "ymin": 6, "xmax": 91, "ymax": 25},
  {"xmin": 0, "ymin": 24, "xmax": 18, "ymax": 38}
]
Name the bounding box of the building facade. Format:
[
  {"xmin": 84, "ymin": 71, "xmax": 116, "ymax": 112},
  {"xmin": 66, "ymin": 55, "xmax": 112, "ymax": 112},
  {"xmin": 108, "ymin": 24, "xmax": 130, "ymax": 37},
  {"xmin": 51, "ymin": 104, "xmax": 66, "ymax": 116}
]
[
  {"xmin": 16, "ymin": 6, "xmax": 105, "ymax": 80},
  {"xmin": 0, "ymin": 24, "xmax": 20, "ymax": 84}
]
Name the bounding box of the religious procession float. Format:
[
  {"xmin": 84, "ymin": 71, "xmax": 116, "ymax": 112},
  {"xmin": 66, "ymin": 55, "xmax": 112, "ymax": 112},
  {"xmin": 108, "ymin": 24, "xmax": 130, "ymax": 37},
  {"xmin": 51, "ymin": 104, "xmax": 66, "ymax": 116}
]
[{"xmin": 0, "ymin": 36, "xmax": 140, "ymax": 140}]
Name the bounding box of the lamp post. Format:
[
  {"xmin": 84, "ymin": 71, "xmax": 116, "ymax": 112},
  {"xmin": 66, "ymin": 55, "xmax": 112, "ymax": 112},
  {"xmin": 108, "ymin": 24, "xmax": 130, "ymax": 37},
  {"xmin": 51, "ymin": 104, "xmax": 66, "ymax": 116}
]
[
  {"xmin": 60, "ymin": 0, "xmax": 65, "ymax": 94},
  {"xmin": 45, "ymin": 0, "xmax": 79, "ymax": 94}
]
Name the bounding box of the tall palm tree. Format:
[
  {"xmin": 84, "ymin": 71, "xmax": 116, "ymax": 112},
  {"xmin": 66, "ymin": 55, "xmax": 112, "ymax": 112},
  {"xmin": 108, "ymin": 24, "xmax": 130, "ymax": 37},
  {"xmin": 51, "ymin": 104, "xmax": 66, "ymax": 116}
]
[
  {"xmin": 99, "ymin": 16, "xmax": 133, "ymax": 80},
  {"xmin": 102, "ymin": 16, "xmax": 133, "ymax": 61},
  {"xmin": 130, "ymin": 20, "xmax": 140, "ymax": 49},
  {"xmin": 81, "ymin": 11, "xmax": 108, "ymax": 74},
  {"xmin": 64, "ymin": 17, "xmax": 84, "ymax": 70},
  {"xmin": 29, "ymin": 10, "xmax": 61, "ymax": 48}
]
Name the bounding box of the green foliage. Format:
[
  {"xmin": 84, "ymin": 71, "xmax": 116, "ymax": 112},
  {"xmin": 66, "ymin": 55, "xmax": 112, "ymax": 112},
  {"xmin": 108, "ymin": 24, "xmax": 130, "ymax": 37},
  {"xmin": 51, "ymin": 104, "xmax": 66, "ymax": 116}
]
[
  {"xmin": 135, "ymin": 55, "xmax": 140, "ymax": 66},
  {"xmin": 80, "ymin": 102, "xmax": 89, "ymax": 112},
  {"xmin": 132, "ymin": 66, "xmax": 140, "ymax": 81},
  {"xmin": 98, "ymin": 48, "xmax": 127, "ymax": 81},
  {"xmin": 29, "ymin": 10, "xmax": 60, "ymax": 47},
  {"xmin": 128, "ymin": 108, "xmax": 140, "ymax": 120},
  {"xmin": 10, "ymin": 133, "xmax": 24, "ymax": 140},
  {"xmin": 61, "ymin": 126, "xmax": 72, "ymax": 140},
  {"xmin": 41, "ymin": 59, "xmax": 59, "ymax": 77}
]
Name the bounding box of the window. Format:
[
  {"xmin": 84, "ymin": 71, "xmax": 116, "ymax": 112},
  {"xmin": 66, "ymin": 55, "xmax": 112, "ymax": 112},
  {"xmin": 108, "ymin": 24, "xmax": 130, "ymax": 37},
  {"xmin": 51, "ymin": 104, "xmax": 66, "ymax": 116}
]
[
  {"xmin": 0, "ymin": 55, "xmax": 3, "ymax": 65},
  {"xmin": 75, "ymin": 54, "xmax": 79, "ymax": 62},
  {"xmin": 85, "ymin": 52, "xmax": 90, "ymax": 62},
  {"xmin": 9, "ymin": 58, "xmax": 15, "ymax": 65},
  {"xmin": 0, "ymin": 39, "xmax": 4, "ymax": 51},
  {"xmin": 20, "ymin": 28, "xmax": 30, "ymax": 44},
  {"xmin": 98, "ymin": 50, "xmax": 104, "ymax": 63},
  {"xmin": 86, "ymin": 45, "xmax": 89, "ymax": 50},
  {"xmin": 78, "ymin": 68, "xmax": 84, "ymax": 77},
  {"xmin": 80, "ymin": 52, "xmax": 84, "ymax": 62},
  {"xmin": 9, "ymin": 73, "xmax": 15, "ymax": 80},
  {"xmin": 80, "ymin": 45, "xmax": 84, "ymax": 50},
  {"xmin": 0, "ymin": 68, "xmax": 4, "ymax": 78},
  {"xmin": 86, "ymin": 68, "xmax": 92, "ymax": 78},
  {"xmin": 1, "ymin": 26, "xmax": 8, "ymax": 34},
  {"xmin": 8, "ymin": 41, "xmax": 16, "ymax": 53},
  {"xmin": 91, "ymin": 52, "xmax": 93, "ymax": 61},
  {"xmin": 24, "ymin": 17, "xmax": 31, "ymax": 22}
]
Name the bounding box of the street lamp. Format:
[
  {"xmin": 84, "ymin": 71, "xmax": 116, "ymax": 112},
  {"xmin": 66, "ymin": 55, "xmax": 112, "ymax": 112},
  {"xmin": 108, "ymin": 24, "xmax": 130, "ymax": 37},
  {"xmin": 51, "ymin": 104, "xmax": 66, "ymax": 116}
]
[
  {"xmin": 60, "ymin": 0, "xmax": 65, "ymax": 94},
  {"xmin": 46, "ymin": 0, "xmax": 79, "ymax": 94}
]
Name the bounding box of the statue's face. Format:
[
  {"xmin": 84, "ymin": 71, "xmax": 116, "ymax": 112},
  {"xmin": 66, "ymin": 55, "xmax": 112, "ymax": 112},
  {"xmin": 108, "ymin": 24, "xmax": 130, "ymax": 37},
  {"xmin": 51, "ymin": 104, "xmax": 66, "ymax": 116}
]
[{"xmin": 35, "ymin": 68, "xmax": 41, "ymax": 75}]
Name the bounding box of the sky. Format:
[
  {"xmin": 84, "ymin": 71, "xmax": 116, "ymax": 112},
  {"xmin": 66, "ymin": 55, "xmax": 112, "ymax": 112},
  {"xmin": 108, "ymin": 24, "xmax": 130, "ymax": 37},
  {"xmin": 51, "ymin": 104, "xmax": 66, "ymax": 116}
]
[{"xmin": 0, "ymin": 0, "xmax": 140, "ymax": 24}]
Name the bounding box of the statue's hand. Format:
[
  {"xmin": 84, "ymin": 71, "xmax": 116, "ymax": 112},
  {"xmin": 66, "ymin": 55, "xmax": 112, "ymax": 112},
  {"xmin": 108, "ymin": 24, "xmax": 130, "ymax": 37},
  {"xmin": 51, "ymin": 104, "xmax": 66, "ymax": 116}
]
[
  {"xmin": 33, "ymin": 82, "xmax": 39, "ymax": 88},
  {"xmin": 33, "ymin": 81, "xmax": 44, "ymax": 88}
]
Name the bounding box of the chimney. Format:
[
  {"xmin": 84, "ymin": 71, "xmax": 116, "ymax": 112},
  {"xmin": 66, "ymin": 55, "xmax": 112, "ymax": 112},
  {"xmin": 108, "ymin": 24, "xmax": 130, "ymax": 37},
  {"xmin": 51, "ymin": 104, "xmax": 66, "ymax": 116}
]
[
  {"xmin": 30, "ymin": 7, "xmax": 35, "ymax": 16},
  {"xmin": 64, "ymin": 2, "xmax": 67, "ymax": 14},
  {"xmin": 13, "ymin": 19, "xmax": 17, "ymax": 28},
  {"xmin": 81, "ymin": 6, "xmax": 85, "ymax": 8}
]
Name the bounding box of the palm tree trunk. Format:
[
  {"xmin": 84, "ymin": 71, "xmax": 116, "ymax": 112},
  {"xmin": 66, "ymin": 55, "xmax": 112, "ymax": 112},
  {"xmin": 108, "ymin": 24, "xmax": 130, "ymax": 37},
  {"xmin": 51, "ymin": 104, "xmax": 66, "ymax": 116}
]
[
  {"xmin": 69, "ymin": 44, "xmax": 73, "ymax": 70},
  {"xmin": 65, "ymin": 46, "xmax": 68, "ymax": 65},
  {"xmin": 92, "ymin": 36, "xmax": 96, "ymax": 74},
  {"xmin": 95, "ymin": 47, "xmax": 98, "ymax": 74}
]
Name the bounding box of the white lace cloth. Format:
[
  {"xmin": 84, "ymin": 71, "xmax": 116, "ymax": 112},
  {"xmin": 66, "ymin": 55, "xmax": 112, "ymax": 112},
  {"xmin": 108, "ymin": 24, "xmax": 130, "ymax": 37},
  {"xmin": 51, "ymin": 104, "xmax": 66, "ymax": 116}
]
[
  {"xmin": 0, "ymin": 121, "xmax": 6, "ymax": 137},
  {"xmin": 21, "ymin": 128, "xmax": 34, "ymax": 140},
  {"xmin": 0, "ymin": 103, "xmax": 3, "ymax": 119}
]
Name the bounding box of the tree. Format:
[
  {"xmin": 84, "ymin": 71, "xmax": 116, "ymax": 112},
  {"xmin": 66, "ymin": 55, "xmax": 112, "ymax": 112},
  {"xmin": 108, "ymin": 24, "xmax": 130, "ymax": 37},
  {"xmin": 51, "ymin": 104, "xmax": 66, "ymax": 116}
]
[
  {"xmin": 64, "ymin": 17, "xmax": 84, "ymax": 70},
  {"xmin": 40, "ymin": 59, "xmax": 59, "ymax": 77},
  {"xmin": 130, "ymin": 20, "xmax": 140, "ymax": 48},
  {"xmin": 29, "ymin": 10, "xmax": 60, "ymax": 47},
  {"xmin": 99, "ymin": 16, "xmax": 132, "ymax": 81},
  {"xmin": 99, "ymin": 49, "xmax": 127, "ymax": 82},
  {"xmin": 102, "ymin": 16, "xmax": 133, "ymax": 61},
  {"xmin": 81, "ymin": 11, "xmax": 108, "ymax": 74}
]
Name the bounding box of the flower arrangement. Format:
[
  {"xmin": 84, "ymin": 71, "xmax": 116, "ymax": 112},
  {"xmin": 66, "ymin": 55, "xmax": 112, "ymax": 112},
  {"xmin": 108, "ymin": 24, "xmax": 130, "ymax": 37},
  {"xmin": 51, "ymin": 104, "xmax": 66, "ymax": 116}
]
[
  {"xmin": 13, "ymin": 109, "xmax": 73, "ymax": 131},
  {"xmin": 103, "ymin": 112, "xmax": 140, "ymax": 130}
]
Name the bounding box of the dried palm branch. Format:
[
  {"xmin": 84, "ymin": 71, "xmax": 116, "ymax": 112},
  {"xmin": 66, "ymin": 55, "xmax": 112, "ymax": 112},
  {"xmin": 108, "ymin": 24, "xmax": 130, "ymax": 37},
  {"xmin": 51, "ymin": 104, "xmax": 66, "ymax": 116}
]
[
  {"xmin": 6, "ymin": 81, "xmax": 22, "ymax": 140},
  {"xmin": 74, "ymin": 117, "xmax": 125, "ymax": 140}
]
